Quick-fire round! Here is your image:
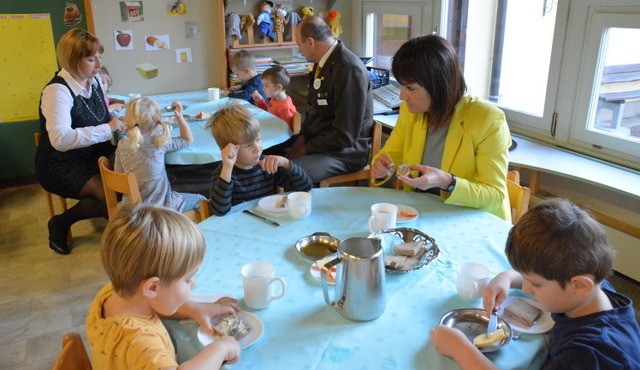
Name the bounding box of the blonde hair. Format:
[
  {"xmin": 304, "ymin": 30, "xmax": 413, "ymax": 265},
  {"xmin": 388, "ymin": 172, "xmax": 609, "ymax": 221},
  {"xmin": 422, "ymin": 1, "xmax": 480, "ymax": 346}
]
[
  {"xmin": 206, "ymin": 102, "xmax": 261, "ymax": 148},
  {"xmin": 230, "ymin": 50, "xmax": 256, "ymax": 72},
  {"xmin": 121, "ymin": 97, "xmax": 170, "ymax": 150},
  {"xmin": 101, "ymin": 203, "xmax": 205, "ymax": 298},
  {"xmin": 56, "ymin": 28, "xmax": 104, "ymax": 77}
]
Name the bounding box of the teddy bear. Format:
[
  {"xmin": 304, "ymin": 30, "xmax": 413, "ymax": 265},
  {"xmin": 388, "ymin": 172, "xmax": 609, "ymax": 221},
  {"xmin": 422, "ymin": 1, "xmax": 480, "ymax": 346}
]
[
  {"xmin": 241, "ymin": 13, "xmax": 255, "ymax": 35},
  {"xmin": 256, "ymin": 1, "xmax": 275, "ymax": 42}
]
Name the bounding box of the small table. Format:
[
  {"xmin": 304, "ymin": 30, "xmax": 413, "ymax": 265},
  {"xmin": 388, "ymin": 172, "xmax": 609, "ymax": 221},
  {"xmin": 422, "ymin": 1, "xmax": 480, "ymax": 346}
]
[{"xmin": 163, "ymin": 187, "xmax": 548, "ymax": 369}]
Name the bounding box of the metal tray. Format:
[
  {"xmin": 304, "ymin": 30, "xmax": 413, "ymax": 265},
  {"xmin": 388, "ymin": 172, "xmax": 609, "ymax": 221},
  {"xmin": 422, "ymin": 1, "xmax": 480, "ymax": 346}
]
[
  {"xmin": 368, "ymin": 227, "xmax": 439, "ymax": 274},
  {"xmin": 440, "ymin": 308, "xmax": 512, "ymax": 353}
]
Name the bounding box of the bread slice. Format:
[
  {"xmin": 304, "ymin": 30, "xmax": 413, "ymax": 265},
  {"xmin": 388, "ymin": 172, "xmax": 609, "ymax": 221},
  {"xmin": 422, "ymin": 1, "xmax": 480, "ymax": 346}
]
[
  {"xmin": 384, "ymin": 255, "xmax": 418, "ymax": 271},
  {"xmin": 503, "ymin": 298, "xmax": 542, "ymax": 328},
  {"xmin": 392, "ymin": 241, "xmax": 425, "ymax": 257},
  {"xmin": 212, "ymin": 315, "xmax": 250, "ymax": 340}
]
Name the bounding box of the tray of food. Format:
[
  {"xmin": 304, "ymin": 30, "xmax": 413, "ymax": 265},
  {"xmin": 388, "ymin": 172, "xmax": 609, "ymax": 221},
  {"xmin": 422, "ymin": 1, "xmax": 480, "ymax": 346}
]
[{"xmin": 368, "ymin": 227, "xmax": 439, "ymax": 274}]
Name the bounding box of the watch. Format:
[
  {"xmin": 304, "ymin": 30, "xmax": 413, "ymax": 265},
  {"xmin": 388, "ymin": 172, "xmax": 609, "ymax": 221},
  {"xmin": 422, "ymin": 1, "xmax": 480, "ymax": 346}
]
[{"xmin": 444, "ymin": 174, "xmax": 456, "ymax": 192}]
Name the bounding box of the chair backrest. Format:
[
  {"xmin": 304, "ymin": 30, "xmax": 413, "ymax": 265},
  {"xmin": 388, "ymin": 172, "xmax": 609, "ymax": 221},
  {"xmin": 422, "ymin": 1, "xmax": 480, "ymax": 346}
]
[
  {"xmin": 318, "ymin": 121, "xmax": 382, "ymax": 188},
  {"xmin": 52, "ymin": 332, "xmax": 92, "ymax": 370},
  {"xmin": 507, "ymin": 169, "xmax": 520, "ymax": 184},
  {"xmin": 292, "ymin": 112, "xmax": 302, "ymax": 134},
  {"xmin": 98, "ymin": 156, "xmax": 142, "ymax": 219},
  {"xmin": 507, "ymin": 177, "xmax": 531, "ymax": 224}
]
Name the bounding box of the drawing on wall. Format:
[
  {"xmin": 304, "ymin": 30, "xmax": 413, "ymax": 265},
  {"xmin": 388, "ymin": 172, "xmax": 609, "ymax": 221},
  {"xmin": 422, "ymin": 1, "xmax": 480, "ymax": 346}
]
[
  {"xmin": 175, "ymin": 48, "xmax": 192, "ymax": 63},
  {"xmin": 114, "ymin": 30, "xmax": 133, "ymax": 50},
  {"xmin": 185, "ymin": 21, "xmax": 200, "ymax": 39},
  {"xmin": 120, "ymin": 1, "xmax": 144, "ymax": 22},
  {"xmin": 136, "ymin": 63, "xmax": 158, "ymax": 79},
  {"xmin": 167, "ymin": 0, "xmax": 187, "ymax": 15},
  {"xmin": 145, "ymin": 34, "xmax": 170, "ymax": 51},
  {"xmin": 63, "ymin": 2, "xmax": 82, "ymax": 26}
]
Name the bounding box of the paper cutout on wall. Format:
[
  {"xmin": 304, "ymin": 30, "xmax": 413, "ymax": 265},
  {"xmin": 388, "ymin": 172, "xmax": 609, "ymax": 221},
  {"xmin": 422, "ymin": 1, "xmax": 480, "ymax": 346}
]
[
  {"xmin": 167, "ymin": 0, "xmax": 187, "ymax": 15},
  {"xmin": 120, "ymin": 1, "xmax": 143, "ymax": 22},
  {"xmin": 0, "ymin": 14, "xmax": 58, "ymax": 123},
  {"xmin": 114, "ymin": 30, "xmax": 133, "ymax": 50},
  {"xmin": 145, "ymin": 34, "xmax": 170, "ymax": 51},
  {"xmin": 136, "ymin": 63, "xmax": 158, "ymax": 79},
  {"xmin": 176, "ymin": 48, "xmax": 192, "ymax": 63},
  {"xmin": 63, "ymin": 2, "xmax": 82, "ymax": 26}
]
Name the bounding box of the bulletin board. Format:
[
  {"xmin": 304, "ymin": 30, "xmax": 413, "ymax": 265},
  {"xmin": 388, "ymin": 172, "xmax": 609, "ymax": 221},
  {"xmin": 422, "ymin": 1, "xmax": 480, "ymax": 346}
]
[{"xmin": 0, "ymin": 14, "xmax": 58, "ymax": 122}]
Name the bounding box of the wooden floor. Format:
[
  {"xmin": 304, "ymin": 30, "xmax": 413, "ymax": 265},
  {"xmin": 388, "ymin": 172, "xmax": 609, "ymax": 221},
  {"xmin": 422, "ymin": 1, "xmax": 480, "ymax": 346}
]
[{"xmin": 1, "ymin": 183, "xmax": 638, "ymax": 369}]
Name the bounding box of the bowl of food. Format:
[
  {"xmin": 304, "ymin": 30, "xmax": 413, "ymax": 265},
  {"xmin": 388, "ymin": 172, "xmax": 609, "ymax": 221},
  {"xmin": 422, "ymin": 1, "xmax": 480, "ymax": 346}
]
[
  {"xmin": 368, "ymin": 227, "xmax": 439, "ymax": 274},
  {"xmin": 295, "ymin": 232, "xmax": 340, "ymax": 261},
  {"xmin": 440, "ymin": 308, "xmax": 512, "ymax": 353}
]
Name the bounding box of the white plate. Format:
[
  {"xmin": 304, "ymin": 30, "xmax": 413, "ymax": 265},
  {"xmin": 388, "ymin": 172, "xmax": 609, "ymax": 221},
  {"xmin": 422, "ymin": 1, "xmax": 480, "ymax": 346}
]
[
  {"xmin": 309, "ymin": 256, "xmax": 337, "ymax": 284},
  {"xmin": 396, "ymin": 204, "xmax": 419, "ymax": 223},
  {"xmin": 498, "ymin": 296, "xmax": 555, "ymax": 334},
  {"xmin": 197, "ymin": 311, "xmax": 263, "ymax": 348},
  {"xmin": 257, "ymin": 194, "xmax": 289, "ymax": 214}
]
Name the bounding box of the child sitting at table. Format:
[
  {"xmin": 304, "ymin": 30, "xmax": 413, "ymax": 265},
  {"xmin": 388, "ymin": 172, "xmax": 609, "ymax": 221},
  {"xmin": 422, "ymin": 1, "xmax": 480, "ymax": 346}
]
[
  {"xmin": 87, "ymin": 203, "xmax": 242, "ymax": 368},
  {"xmin": 430, "ymin": 198, "xmax": 640, "ymax": 370},
  {"xmin": 115, "ymin": 97, "xmax": 206, "ymax": 211},
  {"xmin": 251, "ymin": 65, "xmax": 297, "ymax": 131},
  {"xmin": 206, "ymin": 102, "xmax": 312, "ymax": 216},
  {"xmin": 98, "ymin": 66, "xmax": 126, "ymax": 111},
  {"xmin": 221, "ymin": 50, "xmax": 266, "ymax": 104}
]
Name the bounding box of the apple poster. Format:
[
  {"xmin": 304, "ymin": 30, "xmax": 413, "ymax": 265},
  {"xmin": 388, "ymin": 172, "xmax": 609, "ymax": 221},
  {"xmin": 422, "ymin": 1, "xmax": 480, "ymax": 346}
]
[{"xmin": 114, "ymin": 30, "xmax": 133, "ymax": 51}]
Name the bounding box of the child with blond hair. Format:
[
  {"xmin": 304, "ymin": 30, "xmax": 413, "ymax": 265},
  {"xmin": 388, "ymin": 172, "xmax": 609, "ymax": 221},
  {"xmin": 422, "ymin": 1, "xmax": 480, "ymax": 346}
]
[
  {"xmin": 115, "ymin": 97, "xmax": 206, "ymax": 211},
  {"xmin": 87, "ymin": 203, "xmax": 241, "ymax": 368},
  {"xmin": 221, "ymin": 50, "xmax": 265, "ymax": 104},
  {"xmin": 252, "ymin": 65, "xmax": 297, "ymax": 131},
  {"xmin": 430, "ymin": 198, "xmax": 640, "ymax": 369},
  {"xmin": 206, "ymin": 102, "xmax": 312, "ymax": 215}
]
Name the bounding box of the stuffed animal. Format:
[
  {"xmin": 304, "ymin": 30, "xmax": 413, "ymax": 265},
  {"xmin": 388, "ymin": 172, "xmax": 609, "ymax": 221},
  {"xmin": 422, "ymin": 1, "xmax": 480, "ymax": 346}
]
[
  {"xmin": 327, "ymin": 10, "xmax": 342, "ymax": 38},
  {"xmin": 226, "ymin": 12, "xmax": 242, "ymax": 43},
  {"xmin": 241, "ymin": 13, "xmax": 255, "ymax": 34},
  {"xmin": 274, "ymin": 8, "xmax": 286, "ymax": 35},
  {"xmin": 256, "ymin": 1, "xmax": 275, "ymax": 42},
  {"xmin": 300, "ymin": 6, "xmax": 314, "ymax": 18},
  {"xmin": 284, "ymin": 9, "xmax": 301, "ymax": 41}
]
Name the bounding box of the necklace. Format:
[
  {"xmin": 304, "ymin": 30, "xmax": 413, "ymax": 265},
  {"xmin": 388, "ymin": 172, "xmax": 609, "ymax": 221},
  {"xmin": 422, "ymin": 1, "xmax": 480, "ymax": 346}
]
[{"xmin": 79, "ymin": 84, "xmax": 107, "ymax": 122}]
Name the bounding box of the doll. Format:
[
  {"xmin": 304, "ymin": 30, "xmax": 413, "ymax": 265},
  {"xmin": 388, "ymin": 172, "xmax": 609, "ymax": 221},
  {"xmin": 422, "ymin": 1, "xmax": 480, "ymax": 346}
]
[
  {"xmin": 256, "ymin": 1, "xmax": 275, "ymax": 42},
  {"xmin": 274, "ymin": 7, "xmax": 286, "ymax": 36},
  {"xmin": 327, "ymin": 10, "xmax": 342, "ymax": 38}
]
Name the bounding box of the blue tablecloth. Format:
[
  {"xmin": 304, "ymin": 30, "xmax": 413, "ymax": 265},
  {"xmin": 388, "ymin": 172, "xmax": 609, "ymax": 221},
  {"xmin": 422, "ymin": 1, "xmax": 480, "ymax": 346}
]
[
  {"xmin": 163, "ymin": 187, "xmax": 547, "ymax": 369},
  {"xmin": 111, "ymin": 91, "xmax": 292, "ymax": 165}
]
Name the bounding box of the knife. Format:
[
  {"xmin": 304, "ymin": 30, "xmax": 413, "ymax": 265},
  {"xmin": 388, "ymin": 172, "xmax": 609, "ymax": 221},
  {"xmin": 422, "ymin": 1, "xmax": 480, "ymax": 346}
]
[
  {"xmin": 487, "ymin": 312, "xmax": 498, "ymax": 337},
  {"xmin": 243, "ymin": 209, "xmax": 280, "ymax": 227}
]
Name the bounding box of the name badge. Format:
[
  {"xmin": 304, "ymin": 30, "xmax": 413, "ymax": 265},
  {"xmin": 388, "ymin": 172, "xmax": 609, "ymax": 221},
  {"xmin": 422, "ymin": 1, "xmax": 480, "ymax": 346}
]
[
  {"xmin": 318, "ymin": 99, "xmax": 328, "ymax": 106},
  {"xmin": 313, "ymin": 78, "xmax": 322, "ymax": 90}
]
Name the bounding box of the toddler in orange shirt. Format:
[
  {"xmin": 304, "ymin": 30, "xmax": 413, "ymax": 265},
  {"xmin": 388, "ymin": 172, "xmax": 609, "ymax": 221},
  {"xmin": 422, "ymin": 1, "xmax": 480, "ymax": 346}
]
[{"xmin": 252, "ymin": 65, "xmax": 298, "ymax": 132}]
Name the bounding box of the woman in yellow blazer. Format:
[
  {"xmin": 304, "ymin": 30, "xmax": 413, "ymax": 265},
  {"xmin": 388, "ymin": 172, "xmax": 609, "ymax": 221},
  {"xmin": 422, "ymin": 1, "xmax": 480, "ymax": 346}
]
[{"xmin": 371, "ymin": 35, "xmax": 511, "ymax": 221}]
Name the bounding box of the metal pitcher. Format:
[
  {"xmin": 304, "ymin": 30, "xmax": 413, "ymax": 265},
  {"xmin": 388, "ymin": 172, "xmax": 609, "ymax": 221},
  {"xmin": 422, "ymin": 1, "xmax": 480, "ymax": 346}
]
[{"xmin": 321, "ymin": 237, "xmax": 386, "ymax": 321}]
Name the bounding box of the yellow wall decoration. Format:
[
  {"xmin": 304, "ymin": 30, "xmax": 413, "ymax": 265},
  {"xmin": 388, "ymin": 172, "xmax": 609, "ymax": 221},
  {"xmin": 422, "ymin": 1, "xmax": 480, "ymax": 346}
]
[{"xmin": 0, "ymin": 14, "xmax": 58, "ymax": 123}]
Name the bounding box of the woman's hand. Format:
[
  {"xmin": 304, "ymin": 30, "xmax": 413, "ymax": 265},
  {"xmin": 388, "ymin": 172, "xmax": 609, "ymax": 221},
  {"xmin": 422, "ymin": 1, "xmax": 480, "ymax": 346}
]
[
  {"xmin": 259, "ymin": 155, "xmax": 289, "ymax": 174},
  {"xmin": 108, "ymin": 116, "xmax": 123, "ymax": 132},
  {"xmin": 397, "ymin": 165, "xmax": 450, "ymax": 191},
  {"xmin": 371, "ymin": 153, "xmax": 395, "ymax": 179}
]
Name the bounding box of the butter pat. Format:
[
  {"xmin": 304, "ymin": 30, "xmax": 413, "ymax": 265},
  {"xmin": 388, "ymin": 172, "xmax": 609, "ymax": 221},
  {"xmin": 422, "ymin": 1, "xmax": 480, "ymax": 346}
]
[
  {"xmin": 473, "ymin": 328, "xmax": 506, "ymax": 348},
  {"xmin": 136, "ymin": 63, "xmax": 158, "ymax": 79}
]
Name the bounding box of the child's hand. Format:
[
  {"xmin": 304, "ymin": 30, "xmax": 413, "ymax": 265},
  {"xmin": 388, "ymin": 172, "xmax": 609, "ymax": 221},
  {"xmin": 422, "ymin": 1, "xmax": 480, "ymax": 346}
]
[
  {"xmin": 259, "ymin": 155, "xmax": 288, "ymax": 174},
  {"xmin": 221, "ymin": 143, "xmax": 239, "ymax": 168},
  {"xmin": 210, "ymin": 336, "xmax": 241, "ymax": 364},
  {"xmin": 229, "ymin": 85, "xmax": 241, "ymax": 92},
  {"xmin": 220, "ymin": 89, "xmax": 230, "ymax": 98},
  {"xmin": 430, "ymin": 325, "xmax": 473, "ymax": 357},
  {"xmin": 187, "ymin": 297, "xmax": 241, "ymax": 335},
  {"xmin": 252, "ymin": 90, "xmax": 263, "ymax": 102},
  {"xmin": 172, "ymin": 100, "xmax": 183, "ymax": 115},
  {"xmin": 483, "ymin": 270, "xmax": 521, "ymax": 315}
]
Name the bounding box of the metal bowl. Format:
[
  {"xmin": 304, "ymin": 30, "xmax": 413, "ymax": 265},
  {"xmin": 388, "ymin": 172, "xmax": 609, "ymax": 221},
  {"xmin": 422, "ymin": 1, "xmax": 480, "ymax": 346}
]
[
  {"xmin": 440, "ymin": 308, "xmax": 512, "ymax": 353},
  {"xmin": 294, "ymin": 232, "xmax": 340, "ymax": 261},
  {"xmin": 368, "ymin": 227, "xmax": 439, "ymax": 274}
]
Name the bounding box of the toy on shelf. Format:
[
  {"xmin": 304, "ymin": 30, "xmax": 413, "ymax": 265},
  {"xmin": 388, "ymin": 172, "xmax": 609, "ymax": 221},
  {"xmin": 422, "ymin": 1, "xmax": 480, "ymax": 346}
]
[
  {"xmin": 226, "ymin": 12, "xmax": 242, "ymax": 46},
  {"xmin": 300, "ymin": 6, "xmax": 314, "ymax": 18},
  {"xmin": 327, "ymin": 10, "xmax": 342, "ymax": 38},
  {"xmin": 257, "ymin": 1, "xmax": 276, "ymax": 42},
  {"xmin": 274, "ymin": 7, "xmax": 287, "ymax": 43}
]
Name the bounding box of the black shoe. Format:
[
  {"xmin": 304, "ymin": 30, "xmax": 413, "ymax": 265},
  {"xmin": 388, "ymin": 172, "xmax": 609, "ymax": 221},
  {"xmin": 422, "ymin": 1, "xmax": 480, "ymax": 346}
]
[{"xmin": 48, "ymin": 216, "xmax": 71, "ymax": 255}]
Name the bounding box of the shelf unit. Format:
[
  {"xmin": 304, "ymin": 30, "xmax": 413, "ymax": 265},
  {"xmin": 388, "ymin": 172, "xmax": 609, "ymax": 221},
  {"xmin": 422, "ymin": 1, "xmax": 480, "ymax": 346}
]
[{"xmin": 226, "ymin": 43, "xmax": 310, "ymax": 86}]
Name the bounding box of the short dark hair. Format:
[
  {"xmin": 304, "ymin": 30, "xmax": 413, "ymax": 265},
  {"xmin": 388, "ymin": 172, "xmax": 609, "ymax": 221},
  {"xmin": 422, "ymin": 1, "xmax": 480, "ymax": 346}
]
[
  {"xmin": 392, "ymin": 35, "xmax": 466, "ymax": 128},
  {"xmin": 505, "ymin": 198, "xmax": 614, "ymax": 288},
  {"xmin": 299, "ymin": 16, "xmax": 333, "ymax": 42},
  {"xmin": 262, "ymin": 65, "xmax": 290, "ymax": 89}
]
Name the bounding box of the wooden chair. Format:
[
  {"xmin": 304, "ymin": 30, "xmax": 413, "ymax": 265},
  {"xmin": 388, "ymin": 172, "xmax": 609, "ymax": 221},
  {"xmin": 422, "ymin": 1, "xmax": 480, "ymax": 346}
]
[
  {"xmin": 52, "ymin": 332, "xmax": 92, "ymax": 370},
  {"xmin": 506, "ymin": 170, "xmax": 531, "ymax": 224},
  {"xmin": 34, "ymin": 132, "xmax": 72, "ymax": 240},
  {"xmin": 98, "ymin": 156, "xmax": 209, "ymax": 223},
  {"xmin": 319, "ymin": 121, "xmax": 383, "ymax": 188},
  {"xmin": 292, "ymin": 112, "xmax": 302, "ymax": 135}
]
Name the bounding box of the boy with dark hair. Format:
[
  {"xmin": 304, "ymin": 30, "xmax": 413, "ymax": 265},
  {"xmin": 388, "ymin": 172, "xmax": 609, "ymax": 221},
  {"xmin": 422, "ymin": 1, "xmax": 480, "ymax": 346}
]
[
  {"xmin": 431, "ymin": 198, "xmax": 640, "ymax": 369},
  {"xmin": 252, "ymin": 65, "xmax": 297, "ymax": 131}
]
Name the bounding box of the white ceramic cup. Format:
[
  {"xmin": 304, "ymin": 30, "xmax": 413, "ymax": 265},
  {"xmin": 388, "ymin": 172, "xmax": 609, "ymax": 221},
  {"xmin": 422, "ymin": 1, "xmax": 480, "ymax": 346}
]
[
  {"xmin": 241, "ymin": 261, "xmax": 286, "ymax": 309},
  {"xmin": 128, "ymin": 93, "xmax": 141, "ymax": 101},
  {"xmin": 456, "ymin": 262, "xmax": 490, "ymax": 301},
  {"xmin": 208, "ymin": 87, "xmax": 220, "ymax": 101},
  {"xmin": 288, "ymin": 191, "xmax": 312, "ymax": 219},
  {"xmin": 368, "ymin": 203, "xmax": 398, "ymax": 232}
]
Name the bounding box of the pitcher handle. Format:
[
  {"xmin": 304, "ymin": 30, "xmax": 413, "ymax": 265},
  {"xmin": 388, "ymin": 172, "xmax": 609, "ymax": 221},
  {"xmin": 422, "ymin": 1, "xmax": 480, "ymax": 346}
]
[{"xmin": 321, "ymin": 257, "xmax": 342, "ymax": 305}]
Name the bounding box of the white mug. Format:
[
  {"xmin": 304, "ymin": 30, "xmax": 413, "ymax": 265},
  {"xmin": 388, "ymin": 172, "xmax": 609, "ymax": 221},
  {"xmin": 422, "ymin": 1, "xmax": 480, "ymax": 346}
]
[
  {"xmin": 456, "ymin": 262, "xmax": 490, "ymax": 301},
  {"xmin": 128, "ymin": 93, "xmax": 141, "ymax": 101},
  {"xmin": 368, "ymin": 203, "xmax": 398, "ymax": 232},
  {"xmin": 241, "ymin": 261, "xmax": 286, "ymax": 309},
  {"xmin": 208, "ymin": 87, "xmax": 220, "ymax": 101},
  {"xmin": 288, "ymin": 191, "xmax": 312, "ymax": 219}
]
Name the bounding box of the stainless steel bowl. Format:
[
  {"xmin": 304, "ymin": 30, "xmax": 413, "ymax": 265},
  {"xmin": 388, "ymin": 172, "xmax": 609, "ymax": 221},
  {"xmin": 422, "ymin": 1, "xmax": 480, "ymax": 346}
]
[
  {"xmin": 440, "ymin": 308, "xmax": 512, "ymax": 353},
  {"xmin": 368, "ymin": 227, "xmax": 439, "ymax": 274},
  {"xmin": 294, "ymin": 232, "xmax": 340, "ymax": 261}
]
